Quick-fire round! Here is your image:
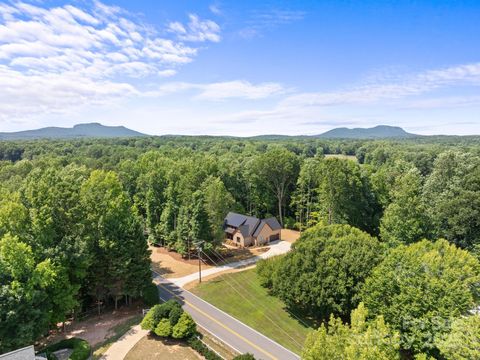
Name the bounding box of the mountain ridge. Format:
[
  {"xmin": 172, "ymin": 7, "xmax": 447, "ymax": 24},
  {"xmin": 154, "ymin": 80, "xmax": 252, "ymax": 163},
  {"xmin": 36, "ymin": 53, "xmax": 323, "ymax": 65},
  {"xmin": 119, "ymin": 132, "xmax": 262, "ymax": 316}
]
[
  {"xmin": 0, "ymin": 123, "xmax": 419, "ymax": 140},
  {"xmin": 0, "ymin": 123, "xmax": 146, "ymax": 140},
  {"xmin": 315, "ymin": 125, "xmax": 417, "ymax": 139}
]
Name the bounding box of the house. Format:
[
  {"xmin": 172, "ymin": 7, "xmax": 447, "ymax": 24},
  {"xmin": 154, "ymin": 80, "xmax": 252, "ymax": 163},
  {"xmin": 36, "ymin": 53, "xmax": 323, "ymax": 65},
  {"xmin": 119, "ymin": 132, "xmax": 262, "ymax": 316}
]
[
  {"xmin": 223, "ymin": 212, "xmax": 282, "ymax": 247},
  {"xmin": 0, "ymin": 346, "xmax": 46, "ymax": 360}
]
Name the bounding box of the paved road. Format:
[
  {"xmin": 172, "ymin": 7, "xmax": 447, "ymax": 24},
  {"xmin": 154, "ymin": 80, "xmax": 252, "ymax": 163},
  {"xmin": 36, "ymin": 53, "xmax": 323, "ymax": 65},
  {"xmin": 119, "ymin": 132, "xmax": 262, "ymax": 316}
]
[
  {"xmin": 154, "ymin": 274, "xmax": 300, "ymax": 360},
  {"xmin": 168, "ymin": 240, "xmax": 292, "ymax": 287}
]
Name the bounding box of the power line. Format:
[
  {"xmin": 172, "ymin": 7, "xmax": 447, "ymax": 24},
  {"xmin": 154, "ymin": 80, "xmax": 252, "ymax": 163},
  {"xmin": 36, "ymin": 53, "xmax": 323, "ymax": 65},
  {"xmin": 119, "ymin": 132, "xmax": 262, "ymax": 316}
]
[
  {"xmin": 209, "ymin": 247, "xmax": 312, "ymax": 329},
  {"xmin": 200, "ymin": 250, "xmax": 305, "ymax": 350}
]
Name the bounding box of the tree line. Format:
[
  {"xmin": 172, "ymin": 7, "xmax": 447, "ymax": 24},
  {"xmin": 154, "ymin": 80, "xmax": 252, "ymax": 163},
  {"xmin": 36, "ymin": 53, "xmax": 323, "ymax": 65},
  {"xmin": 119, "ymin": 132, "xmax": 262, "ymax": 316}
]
[{"xmin": 1, "ymin": 135, "xmax": 480, "ymax": 354}]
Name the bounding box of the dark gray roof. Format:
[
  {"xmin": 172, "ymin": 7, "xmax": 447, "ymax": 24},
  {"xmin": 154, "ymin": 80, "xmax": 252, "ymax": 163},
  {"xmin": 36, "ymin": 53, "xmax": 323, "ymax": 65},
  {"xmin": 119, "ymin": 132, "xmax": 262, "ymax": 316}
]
[
  {"xmin": 252, "ymin": 217, "xmax": 282, "ymax": 237},
  {"xmin": 225, "ymin": 212, "xmax": 260, "ymax": 237},
  {"xmin": 225, "ymin": 212, "xmax": 281, "ymax": 238},
  {"xmin": 0, "ymin": 345, "xmax": 36, "ymax": 360},
  {"xmin": 264, "ymin": 217, "xmax": 282, "ymax": 230}
]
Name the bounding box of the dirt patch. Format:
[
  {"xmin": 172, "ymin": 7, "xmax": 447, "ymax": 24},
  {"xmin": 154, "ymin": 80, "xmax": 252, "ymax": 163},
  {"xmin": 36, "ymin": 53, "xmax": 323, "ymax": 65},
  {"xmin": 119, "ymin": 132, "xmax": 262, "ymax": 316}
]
[
  {"xmin": 125, "ymin": 334, "xmax": 201, "ymax": 360},
  {"xmin": 150, "ymin": 244, "xmax": 268, "ymax": 278},
  {"xmin": 43, "ymin": 306, "xmax": 141, "ymax": 348},
  {"xmin": 183, "ymin": 265, "xmax": 256, "ymax": 291},
  {"xmin": 215, "ymin": 245, "xmax": 268, "ymax": 264},
  {"xmin": 150, "ymin": 245, "xmax": 212, "ymax": 278},
  {"xmin": 281, "ymin": 229, "xmax": 301, "ymax": 243}
]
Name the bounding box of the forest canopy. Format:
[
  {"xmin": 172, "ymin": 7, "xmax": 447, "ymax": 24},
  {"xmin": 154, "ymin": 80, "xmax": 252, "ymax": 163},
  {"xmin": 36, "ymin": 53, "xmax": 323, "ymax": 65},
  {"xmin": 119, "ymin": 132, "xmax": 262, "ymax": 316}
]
[{"xmin": 1, "ymin": 134, "xmax": 480, "ymax": 354}]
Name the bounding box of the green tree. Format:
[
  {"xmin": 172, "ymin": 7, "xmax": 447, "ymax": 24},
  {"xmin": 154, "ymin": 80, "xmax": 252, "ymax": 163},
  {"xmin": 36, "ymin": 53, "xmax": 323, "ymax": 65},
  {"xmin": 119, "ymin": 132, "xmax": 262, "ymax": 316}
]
[
  {"xmin": 0, "ymin": 234, "xmax": 64, "ymax": 353},
  {"xmin": 249, "ymin": 147, "xmax": 300, "ymax": 225},
  {"xmin": 315, "ymin": 158, "xmax": 379, "ymax": 234},
  {"xmin": 80, "ymin": 170, "xmax": 151, "ymax": 309},
  {"xmin": 176, "ymin": 190, "xmax": 211, "ymax": 255},
  {"xmin": 361, "ymin": 239, "xmax": 480, "ymax": 356},
  {"xmin": 302, "ymin": 303, "xmax": 400, "ymax": 360},
  {"xmin": 260, "ymin": 224, "xmax": 384, "ymax": 319},
  {"xmin": 423, "ymin": 151, "xmax": 480, "ymax": 249},
  {"xmin": 291, "ymin": 157, "xmax": 322, "ymax": 229},
  {"xmin": 0, "ymin": 193, "xmax": 29, "ymax": 239},
  {"xmin": 435, "ymin": 314, "xmax": 480, "ymax": 360},
  {"xmin": 154, "ymin": 318, "xmax": 173, "ymax": 337},
  {"xmin": 380, "ymin": 168, "xmax": 430, "ymax": 246},
  {"xmin": 202, "ymin": 176, "xmax": 235, "ymax": 242},
  {"xmin": 172, "ymin": 312, "xmax": 197, "ymax": 339}
]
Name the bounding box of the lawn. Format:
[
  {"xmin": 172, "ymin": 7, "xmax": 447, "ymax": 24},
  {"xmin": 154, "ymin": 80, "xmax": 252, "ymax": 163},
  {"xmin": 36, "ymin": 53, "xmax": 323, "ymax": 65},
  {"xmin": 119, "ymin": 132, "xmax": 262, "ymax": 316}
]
[
  {"xmin": 124, "ymin": 335, "xmax": 200, "ymax": 360},
  {"xmin": 190, "ymin": 269, "xmax": 314, "ymax": 354}
]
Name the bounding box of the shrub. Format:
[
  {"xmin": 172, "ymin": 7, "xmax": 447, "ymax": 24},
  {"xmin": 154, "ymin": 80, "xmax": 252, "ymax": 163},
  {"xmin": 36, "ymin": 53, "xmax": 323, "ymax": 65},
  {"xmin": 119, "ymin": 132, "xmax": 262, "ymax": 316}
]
[
  {"xmin": 169, "ymin": 305, "xmax": 184, "ymax": 326},
  {"xmin": 141, "ymin": 300, "xmax": 183, "ymax": 331},
  {"xmin": 256, "ymin": 255, "xmax": 283, "ymax": 289},
  {"xmin": 187, "ymin": 337, "xmax": 222, "ymax": 360},
  {"xmin": 140, "ymin": 306, "xmax": 157, "ymax": 331},
  {"xmin": 233, "ymin": 354, "xmax": 256, "ymax": 360},
  {"xmin": 142, "ymin": 282, "xmax": 159, "ymax": 307},
  {"xmin": 435, "ymin": 314, "xmax": 480, "ymax": 359},
  {"xmin": 172, "ymin": 312, "xmax": 197, "ymax": 339},
  {"xmin": 154, "ymin": 318, "xmax": 173, "ymax": 337},
  {"xmin": 40, "ymin": 338, "xmax": 91, "ymax": 360}
]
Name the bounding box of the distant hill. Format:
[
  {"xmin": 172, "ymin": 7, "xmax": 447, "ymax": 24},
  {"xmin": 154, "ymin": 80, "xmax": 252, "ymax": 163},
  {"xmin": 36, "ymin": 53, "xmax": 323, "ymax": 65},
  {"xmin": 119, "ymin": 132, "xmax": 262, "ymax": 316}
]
[
  {"xmin": 316, "ymin": 125, "xmax": 417, "ymax": 139},
  {"xmin": 0, "ymin": 123, "xmax": 146, "ymax": 140}
]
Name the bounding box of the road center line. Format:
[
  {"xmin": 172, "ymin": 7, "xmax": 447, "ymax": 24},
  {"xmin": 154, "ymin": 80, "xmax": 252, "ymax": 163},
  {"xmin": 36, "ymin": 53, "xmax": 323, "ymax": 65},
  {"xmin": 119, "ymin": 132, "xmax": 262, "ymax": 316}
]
[{"xmin": 157, "ymin": 283, "xmax": 278, "ymax": 360}]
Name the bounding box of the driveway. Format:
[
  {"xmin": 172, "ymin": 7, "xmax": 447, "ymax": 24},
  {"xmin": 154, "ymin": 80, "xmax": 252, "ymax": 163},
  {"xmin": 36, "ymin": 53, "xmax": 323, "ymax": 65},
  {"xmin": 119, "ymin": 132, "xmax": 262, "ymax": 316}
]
[{"xmin": 168, "ymin": 240, "xmax": 291, "ymax": 287}]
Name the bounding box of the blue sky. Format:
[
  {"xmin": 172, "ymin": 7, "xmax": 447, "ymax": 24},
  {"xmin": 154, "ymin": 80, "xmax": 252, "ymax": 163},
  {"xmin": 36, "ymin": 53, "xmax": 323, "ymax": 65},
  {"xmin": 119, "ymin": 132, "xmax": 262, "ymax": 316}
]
[{"xmin": 0, "ymin": 0, "xmax": 479, "ymax": 135}]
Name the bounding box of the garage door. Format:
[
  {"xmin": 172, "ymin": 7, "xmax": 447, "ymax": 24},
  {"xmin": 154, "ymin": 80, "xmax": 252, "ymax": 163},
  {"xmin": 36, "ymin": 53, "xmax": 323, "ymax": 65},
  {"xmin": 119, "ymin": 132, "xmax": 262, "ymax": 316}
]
[{"xmin": 270, "ymin": 233, "xmax": 280, "ymax": 241}]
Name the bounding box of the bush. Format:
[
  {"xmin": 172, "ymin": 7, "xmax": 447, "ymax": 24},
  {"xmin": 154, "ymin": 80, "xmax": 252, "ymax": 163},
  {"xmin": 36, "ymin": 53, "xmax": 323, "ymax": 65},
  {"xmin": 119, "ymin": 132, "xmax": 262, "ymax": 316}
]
[
  {"xmin": 256, "ymin": 256, "xmax": 283, "ymax": 289},
  {"xmin": 142, "ymin": 282, "xmax": 159, "ymax": 306},
  {"xmin": 172, "ymin": 312, "xmax": 197, "ymax": 339},
  {"xmin": 435, "ymin": 314, "xmax": 480, "ymax": 359},
  {"xmin": 40, "ymin": 338, "xmax": 91, "ymax": 360},
  {"xmin": 140, "ymin": 306, "xmax": 157, "ymax": 331},
  {"xmin": 141, "ymin": 300, "xmax": 183, "ymax": 331},
  {"xmin": 154, "ymin": 318, "xmax": 173, "ymax": 337},
  {"xmin": 233, "ymin": 354, "xmax": 256, "ymax": 360},
  {"xmin": 168, "ymin": 305, "xmax": 184, "ymax": 326},
  {"xmin": 187, "ymin": 337, "xmax": 222, "ymax": 360}
]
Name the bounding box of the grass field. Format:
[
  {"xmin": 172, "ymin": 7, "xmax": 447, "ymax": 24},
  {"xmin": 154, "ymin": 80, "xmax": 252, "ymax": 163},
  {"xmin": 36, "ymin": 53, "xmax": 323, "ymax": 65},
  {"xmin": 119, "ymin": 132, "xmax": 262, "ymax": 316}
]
[
  {"xmin": 324, "ymin": 154, "xmax": 358, "ymax": 161},
  {"xmin": 190, "ymin": 269, "xmax": 314, "ymax": 354}
]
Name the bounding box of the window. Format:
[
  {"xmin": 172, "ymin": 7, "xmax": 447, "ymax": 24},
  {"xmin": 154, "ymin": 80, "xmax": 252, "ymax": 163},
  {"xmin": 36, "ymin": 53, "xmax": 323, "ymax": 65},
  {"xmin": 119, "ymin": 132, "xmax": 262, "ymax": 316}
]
[{"xmin": 236, "ymin": 236, "xmax": 241, "ymax": 243}]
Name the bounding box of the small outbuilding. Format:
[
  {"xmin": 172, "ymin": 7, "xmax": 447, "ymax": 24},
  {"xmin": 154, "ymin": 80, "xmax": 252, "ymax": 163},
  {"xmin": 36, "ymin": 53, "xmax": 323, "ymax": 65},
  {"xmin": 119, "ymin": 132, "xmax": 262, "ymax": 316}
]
[{"xmin": 223, "ymin": 212, "xmax": 282, "ymax": 247}]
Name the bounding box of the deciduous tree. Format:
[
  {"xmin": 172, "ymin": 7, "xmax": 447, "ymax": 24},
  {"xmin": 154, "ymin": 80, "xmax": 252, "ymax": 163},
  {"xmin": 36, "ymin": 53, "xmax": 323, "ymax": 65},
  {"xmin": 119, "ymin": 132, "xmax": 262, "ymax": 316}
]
[{"xmin": 361, "ymin": 239, "xmax": 480, "ymax": 356}]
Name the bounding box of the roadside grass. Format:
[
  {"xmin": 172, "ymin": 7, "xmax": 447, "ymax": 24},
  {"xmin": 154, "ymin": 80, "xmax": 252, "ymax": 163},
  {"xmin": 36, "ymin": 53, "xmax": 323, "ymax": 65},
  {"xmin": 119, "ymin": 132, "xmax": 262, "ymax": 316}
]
[
  {"xmin": 190, "ymin": 269, "xmax": 314, "ymax": 354},
  {"xmin": 92, "ymin": 314, "xmax": 142, "ymax": 359}
]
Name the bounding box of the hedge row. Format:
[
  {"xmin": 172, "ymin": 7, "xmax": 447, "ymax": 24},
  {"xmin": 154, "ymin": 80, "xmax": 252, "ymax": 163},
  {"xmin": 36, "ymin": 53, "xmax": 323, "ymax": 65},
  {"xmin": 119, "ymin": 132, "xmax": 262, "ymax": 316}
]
[{"xmin": 39, "ymin": 338, "xmax": 91, "ymax": 360}]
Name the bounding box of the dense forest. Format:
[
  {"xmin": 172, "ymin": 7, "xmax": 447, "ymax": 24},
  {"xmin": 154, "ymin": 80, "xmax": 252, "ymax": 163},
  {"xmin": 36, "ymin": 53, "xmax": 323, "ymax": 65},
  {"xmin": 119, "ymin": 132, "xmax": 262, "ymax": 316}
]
[{"xmin": 1, "ymin": 135, "xmax": 480, "ymax": 355}]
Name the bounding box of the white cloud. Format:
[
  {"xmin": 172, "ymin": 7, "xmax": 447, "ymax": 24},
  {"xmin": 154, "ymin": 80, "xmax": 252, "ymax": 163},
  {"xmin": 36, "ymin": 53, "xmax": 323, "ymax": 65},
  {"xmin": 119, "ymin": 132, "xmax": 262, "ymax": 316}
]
[
  {"xmin": 239, "ymin": 9, "xmax": 305, "ymax": 38},
  {"xmin": 148, "ymin": 80, "xmax": 286, "ymax": 100},
  {"xmin": 168, "ymin": 14, "xmax": 221, "ymax": 42},
  {"xmin": 209, "ymin": 4, "xmax": 222, "ymax": 16},
  {"xmin": 0, "ymin": 1, "xmax": 221, "ymax": 121},
  {"xmin": 280, "ymin": 62, "xmax": 480, "ymax": 108}
]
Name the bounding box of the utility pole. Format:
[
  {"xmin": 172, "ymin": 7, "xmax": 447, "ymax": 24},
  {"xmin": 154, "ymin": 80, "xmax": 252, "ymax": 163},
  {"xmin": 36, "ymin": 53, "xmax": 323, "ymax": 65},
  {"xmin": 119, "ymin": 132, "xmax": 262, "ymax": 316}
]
[{"xmin": 194, "ymin": 240, "xmax": 205, "ymax": 283}]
